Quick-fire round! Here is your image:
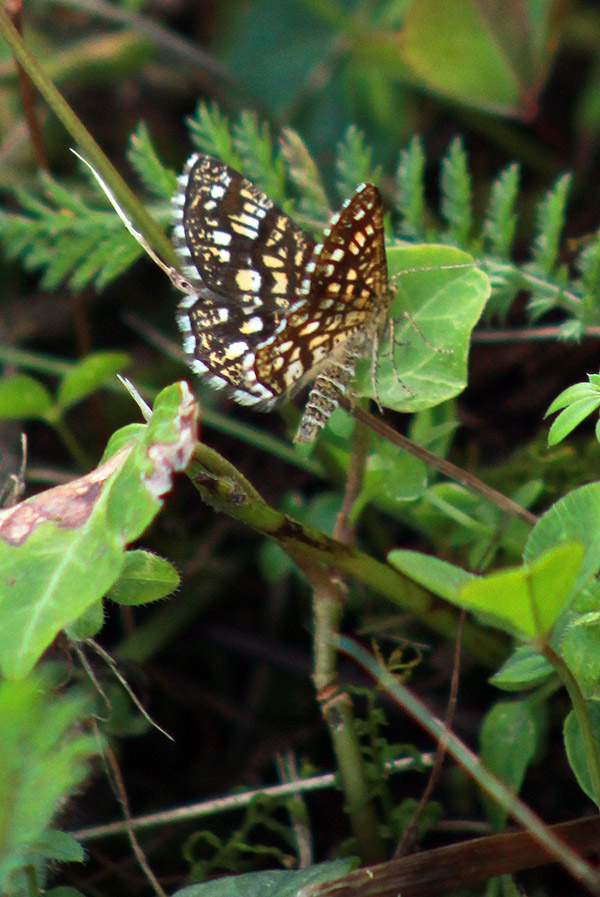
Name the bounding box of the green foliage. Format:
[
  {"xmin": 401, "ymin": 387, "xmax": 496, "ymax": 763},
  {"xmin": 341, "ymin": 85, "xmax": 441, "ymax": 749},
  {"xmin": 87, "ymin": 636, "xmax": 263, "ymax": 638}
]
[
  {"xmin": 483, "ymin": 163, "xmax": 520, "ymax": 258},
  {"xmin": 440, "ymin": 138, "xmax": 474, "ymax": 250},
  {"xmin": 0, "ymin": 175, "xmax": 142, "ymax": 291},
  {"xmin": 395, "ymin": 136, "xmax": 427, "ymax": 240},
  {"xmin": 0, "ymin": 382, "xmax": 192, "ymax": 677},
  {"xmin": 0, "ymin": 671, "xmax": 97, "ymax": 896},
  {"xmin": 335, "ymin": 125, "xmax": 381, "ymax": 203},
  {"xmin": 4, "ymin": 84, "xmax": 600, "ymax": 895},
  {"xmin": 127, "ymin": 121, "xmax": 178, "ymax": 201},
  {"xmin": 480, "ymin": 699, "xmax": 541, "ymax": 831},
  {"xmin": 184, "ymin": 796, "xmax": 310, "ymax": 881},
  {"xmin": 545, "ymin": 373, "xmax": 600, "ymax": 445},
  {"xmin": 172, "ymin": 859, "xmax": 354, "ymax": 897}
]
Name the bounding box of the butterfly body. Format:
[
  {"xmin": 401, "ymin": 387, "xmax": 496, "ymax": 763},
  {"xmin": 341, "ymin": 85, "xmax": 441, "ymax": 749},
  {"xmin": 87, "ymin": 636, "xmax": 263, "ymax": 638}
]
[{"xmin": 172, "ymin": 153, "xmax": 391, "ymax": 441}]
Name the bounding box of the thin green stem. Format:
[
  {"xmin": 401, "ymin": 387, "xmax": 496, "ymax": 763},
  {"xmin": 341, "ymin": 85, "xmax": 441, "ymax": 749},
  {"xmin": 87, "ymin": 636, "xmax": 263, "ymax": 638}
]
[
  {"xmin": 186, "ymin": 442, "xmax": 506, "ymax": 667},
  {"xmin": 544, "ymin": 643, "xmax": 600, "ymax": 809},
  {"xmin": 337, "ymin": 636, "xmax": 600, "ymax": 896},
  {"xmin": 48, "ymin": 415, "xmax": 92, "ymax": 470},
  {"xmin": 302, "ymin": 561, "xmax": 385, "ymax": 863},
  {"xmin": 0, "ymin": 7, "xmax": 176, "ymax": 268}
]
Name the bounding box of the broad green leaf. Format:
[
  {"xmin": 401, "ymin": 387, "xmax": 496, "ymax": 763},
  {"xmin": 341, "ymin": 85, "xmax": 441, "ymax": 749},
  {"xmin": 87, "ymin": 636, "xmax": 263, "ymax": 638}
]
[
  {"xmin": 399, "ymin": 0, "xmax": 560, "ymax": 117},
  {"xmin": 489, "ymin": 645, "xmax": 554, "ymax": 692},
  {"xmin": 548, "ymin": 396, "xmax": 600, "ymax": 445},
  {"xmin": 0, "ymin": 374, "xmax": 53, "ymax": 419},
  {"xmin": 356, "ymin": 442, "xmax": 427, "ymax": 517},
  {"xmin": 564, "ymin": 703, "xmax": 600, "ymax": 806},
  {"xmin": 357, "ymin": 245, "xmax": 489, "ymax": 411},
  {"xmin": 480, "ymin": 700, "xmax": 539, "ymax": 831},
  {"xmin": 562, "ymin": 612, "xmax": 600, "ymax": 699},
  {"xmin": 524, "ymin": 483, "xmax": 600, "ymax": 600},
  {"xmin": 172, "ymin": 860, "xmax": 354, "ymax": 897},
  {"xmin": 0, "ymin": 382, "xmax": 197, "ymax": 677},
  {"xmin": 458, "ymin": 543, "xmax": 584, "ymax": 638},
  {"xmin": 545, "ymin": 380, "xmax": 600, "ymax": 415},
  {"xmin": 57, "ymin": 351, "xmax": 130, "ymax": 411},
  {"xmin": 107, "ymin": 550, "xmax": 180, "ymax": 605},
  {"xmin": 36, "ymin": 829, "xmax": 84, "ymax": 862},
  {"xmin": 0, "ymin": 674, "xmax": 96, "ymax": 893},
  {"xmin": 388, "ymin": 549, "xmax": 475, "ymax": 600},
  {"xmin": 66, "ymin": 599, "xmax": 105, "ymax": 641}
]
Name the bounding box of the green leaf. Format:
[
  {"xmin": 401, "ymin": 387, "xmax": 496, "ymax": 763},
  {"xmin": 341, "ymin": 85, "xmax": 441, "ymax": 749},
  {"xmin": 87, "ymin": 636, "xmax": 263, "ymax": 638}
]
[
  {"xmin": 335, "ymin": 125, "xmax": 380, "ymax": 203},
  {"xmin": 279, "ymin": 127, "xmax": 330, "ymax": 229},
  {"xmin": 36, "ymin": 829, "xmax": 84, "ymax": 862},
  {"xmin": 0, "ymin": 382, "xmax": 197, "ymax": 677},
  {"xmin": 530, "ymin": 173, "xmax": 572, "ymax": 278},
  {"xmin": 171, "ymin": 860, "xmax": 355, "ymax": 897},
  {"xmin": 546, "ymin": 380, "xmax": 600, "ymax": 415},
  {"xmin": 395, "ymin": 136, "xmax": 426, "ymax": 239},
  {"xmin": 57, "ymin": 351, "xmax": 130, "ymax": 411},
  {"xmin": 480, "ymin": 700, "xmax": 539, "ymax": 830},
  {"xmin": 489, "ymin": 645, "xmax": 554, "ymax": 692},
  {"xmin": 564, "ymin": 703, "xmax": 600, "ymax": 806},
  {"xmin": 188, "ymin": 101, "xmax": 240, "ymax": 168},
  {"xmin": 0, "ymin": 374, "xmax": 53, "ymax": 419},
  {"xmin": 387, "ymin": 549, "xmax": 475, "ymax": 600},
  {"xmin": 484, "ymin": 163, "xmax": 520, "ymax": 258},
  {"xmin": 66, "ymin": 600, "xmax": 105, "ymax": 641},
  {"xmin": 524, "ymin": 482, "xmax": 600, "ymax": 600},
  {"xmin": 106, "ymin": 549, "xmax": 180, "ymax": 605},
  {"xmin": 547, "ymin": 396, "xmax": 600, "ymax": 445},
  {"xmin": 0, "ymin": 673, "xmax": 96, "ymax": 893},
  {"xmin": 400, "ymin": 0, "xmax": 558, "ymax": 116},
  {"xmin": 127, "ymin": 121, "xmax": 178, "ymax": 201},
  {"xmin": 458, "ymin": 543, "xmax": 584, "ymax": 638},
  {"xmin": 356, "ymin": 441, "xmax": 427, "ymax": 516},
  {"xmin": 0, "ymin": 173, "xmax": 145, "ymax": 292},
  {"xmin": 234, "ymin": 111, "xmax": 287, "ymax": 206},
  {"xmin": 562, "ymin": 612, "xmax": 600, "ymax": 699},
  {"xmin": 440, "ymin": 138, "xmax": 473, "ymax": 247},
  {"xmin": 357, "ymin": 245, "xmax": 489, "ymax": 411}
]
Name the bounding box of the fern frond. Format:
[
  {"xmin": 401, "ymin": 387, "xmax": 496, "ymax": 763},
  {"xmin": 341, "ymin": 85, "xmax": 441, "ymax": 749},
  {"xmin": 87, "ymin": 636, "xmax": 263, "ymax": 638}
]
[
  {"xmin": 530, "ymin": 173, "xmax": 572, "ymax": 277},
  {"xmin": 440, "ymin": 137, "xmax": 473, "ymax": 249},
  {"xmin": 0, "ymin": 174, "xmax": 144, "ymax": 291},
  {"xmin": 395, "ymin": 135, "xmax": 426, "ymax": 240},
  {"xmin": 187, "ymin": 101, "xmax": 240, "ymax": 167},
  {"xmin": 233, "ymin": 111, "xmax": 287, "ymax": 206},
  {"xmin": 279, "ymin": 127, "xmax": 331, "ymax": 228},
  {"xmin": 484, "ymin": 163, "xmax": 520, "ymax": 258},
  {"xmin": 335, "ymin": 125, "xmax": 381, "ymax": 202},
  {"xmin": 483, "ymin": 260, "xmax": 524, "ymax": 322},
  {"xmin": 128, "ymin": 122, "xmax": 177, "ymax": 201},
  {"xmin": 575, "ymin": 235, "xmax": 600, "ymax": 320}
]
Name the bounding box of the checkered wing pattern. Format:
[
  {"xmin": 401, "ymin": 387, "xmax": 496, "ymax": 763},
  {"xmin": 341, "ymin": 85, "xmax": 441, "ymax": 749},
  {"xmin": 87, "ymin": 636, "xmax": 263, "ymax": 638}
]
[
  {"xmin": 254, "ymin": 185, "xmax": 389, "ymax": 397},
  {"xmin": 172, "ymin": 154, "xmax": 392, "ymax": 439},
  {"xmin": 172, "ymin": 154, "xmax": 314, "ymax": 407}
]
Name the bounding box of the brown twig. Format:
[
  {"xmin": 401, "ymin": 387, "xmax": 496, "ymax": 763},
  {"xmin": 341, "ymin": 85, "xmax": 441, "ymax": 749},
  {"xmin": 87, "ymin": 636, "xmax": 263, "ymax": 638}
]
[
  {"xmin": 306, "ymin": 815, "xmax": 600, "ymax": 897},
  {"xmin": 340, "ymin": 398, "xmax": 538, "ymax": 527}
]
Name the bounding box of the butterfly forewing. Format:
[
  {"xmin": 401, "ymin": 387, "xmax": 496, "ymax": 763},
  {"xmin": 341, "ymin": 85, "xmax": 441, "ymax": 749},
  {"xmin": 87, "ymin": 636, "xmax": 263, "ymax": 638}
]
[{"xmin": 173, "ymin": 153, "xmax": 315, "ymax": 406}]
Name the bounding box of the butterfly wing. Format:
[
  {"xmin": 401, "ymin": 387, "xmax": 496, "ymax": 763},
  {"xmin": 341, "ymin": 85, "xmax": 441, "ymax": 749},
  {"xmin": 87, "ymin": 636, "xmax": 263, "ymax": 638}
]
[{"xmin": 172, "ymin": 154, "xmax": 314, "ymax": 407}]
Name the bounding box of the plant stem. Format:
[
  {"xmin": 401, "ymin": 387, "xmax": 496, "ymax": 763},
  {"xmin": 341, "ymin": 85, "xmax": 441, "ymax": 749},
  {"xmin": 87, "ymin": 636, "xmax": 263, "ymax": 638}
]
[
  {"xmin": 544, "ymin": 643, "xmax": 600, "ymax": 808},
  {"xmin": 302, "ymin": 561, "xmax": 386, "ymax": 863}
]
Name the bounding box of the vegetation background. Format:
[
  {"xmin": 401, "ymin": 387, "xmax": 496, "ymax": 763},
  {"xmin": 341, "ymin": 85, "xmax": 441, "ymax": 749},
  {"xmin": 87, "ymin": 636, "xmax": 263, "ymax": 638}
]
[{"xmin": 2, "ymin": 1, "xmax": 600, "ymax": 896}]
